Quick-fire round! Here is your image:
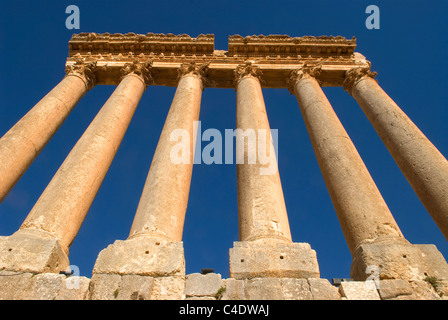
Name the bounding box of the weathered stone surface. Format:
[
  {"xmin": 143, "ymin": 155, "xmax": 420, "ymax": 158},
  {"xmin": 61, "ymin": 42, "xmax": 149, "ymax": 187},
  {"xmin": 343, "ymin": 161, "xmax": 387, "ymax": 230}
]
[
  {"xmin": 18, "ymin": 273, "xmax": 64, "ymax": 300},
  {"xmin": 116, "ymin": 275, "xmax": 154, "ymax": 300},
  {"xmin": 377, "ymin": 279, "xmax": 413, "ymax": 300},
  {"xmin": 338, "ymin": 281, "xmax": 380, "ymax": 300},
  {"xmin": 0, "ymin": 229, "xmax": 69, "ymax": 274},
  {"xmin": 221, "ymin": 279, "xmax": 245, "ymax": 300},
  {"xmin": 185, "ymin": 273, "xmax": 222, "ymax": 297},
  {"xmin": 92, "ymin": 238, "xmax": 185, "ymax": 277},
  {"xmin": 89, "ymin": 274, "xmax": 122, "ymax": 300},
  {"xmin": 0, "ymin": 271, "xmax": 34, "ymax": 300},
  {"xmin": 56, "ymin": 276, "xmax": 90, "ymax": 300},
  {"xmin": 351, "ymin": 242, "xmax": 448, "ymax": 282},
  {"xmin": 229, "ymin": 240, "xmax": 319, "ymax": 279},
  {"xmin": 308, "ymin": 278, "xmax": 341, "ymax": 300},
  {"xmin": 150, "ymin": 276, "xmax": 185, "ymax": 300},
  {"xmin": 89, "ymin": 274, "xmax": 156, "ymax": 300}
]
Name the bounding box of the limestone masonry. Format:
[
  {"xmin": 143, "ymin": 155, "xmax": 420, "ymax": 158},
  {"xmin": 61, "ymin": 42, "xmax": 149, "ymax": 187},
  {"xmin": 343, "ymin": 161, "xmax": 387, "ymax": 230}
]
[{"xmin": 1, "ymin": 33, "xmax": 448, "ymax": 300}]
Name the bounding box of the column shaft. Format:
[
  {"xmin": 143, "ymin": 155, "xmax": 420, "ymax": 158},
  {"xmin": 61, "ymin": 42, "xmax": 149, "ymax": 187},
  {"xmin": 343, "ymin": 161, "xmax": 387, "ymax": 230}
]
[
  {"xmin": 0, "ymin": 68, "xmax": 93, "ymax": 203},
  {"xmin": 129, "ymin": 70, "xmax": 204, "ymax": 242},
  {"xmin": 235, "ymin": 71, "xmax": 292, "ymax": 243},
  {"xmin": 293, "ymin": 72, "xmax": 406, "ymax": 254},
  {"xmin": 20, "ymin": 71, "xmax": 147, "ymax": 252},
  {"xmin": 348, "ymin": 72, "xmax": 448, "ymax": 241}
]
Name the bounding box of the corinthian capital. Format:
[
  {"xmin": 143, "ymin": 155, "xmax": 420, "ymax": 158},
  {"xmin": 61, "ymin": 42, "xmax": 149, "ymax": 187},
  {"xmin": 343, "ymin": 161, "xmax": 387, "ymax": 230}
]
[
  {"xmin": 177, "ymin": 62, "xmax": 210, "ymax": 89},
  {"xmin": 343, "ymin": 67, "xmax": 377, "ymax": 95},
  {"xmin": 65, "ymin": 59, "xmax": 98, "ymax": 90},
  {"xmin": 233, "ymin": 61, "xmax": 265, "ymax": 86},
  {"xmin": 287, "ymin": 63, "xmax": 322, "ymax": 94},
  {"xmin": 121, "ymin": 60, "xmax": 154, "ymax": 87}
]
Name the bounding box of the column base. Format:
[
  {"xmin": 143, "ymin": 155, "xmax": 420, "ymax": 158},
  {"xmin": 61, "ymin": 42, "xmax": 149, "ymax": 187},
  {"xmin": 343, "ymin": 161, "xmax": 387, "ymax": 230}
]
[
  {"xmin": 351, "ymin": 241, "xmax": 448, "ymax": 292},
  {"xmin": 229, "ymin": 239, "xmax": 320, "ymax": 280},
  {"xmin": 0, "ymin": 229, "xmax": 69, "ymax": 273},
  {"xmin": 90, "ymin": 237, "xmax": 186, "ymax": 300},
  {"xmin": 92, "ymin": 237, "xmax": 185, "ymax": 276}
]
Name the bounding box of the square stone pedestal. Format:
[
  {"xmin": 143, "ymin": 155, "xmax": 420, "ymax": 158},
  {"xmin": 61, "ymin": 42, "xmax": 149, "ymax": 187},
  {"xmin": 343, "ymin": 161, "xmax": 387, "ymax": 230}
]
[
  {"xmin": 0, "ymin": 229, "xmax": 69, "ymax": 274},
  {"xmin": 90, "ymin": 237, "xmax": 186, "ymax": 300},
  {"xmin": 351, "ymin": 241, "xmax": 448, "ymax": 287},
  {"xmin": 229, "ymin": 240, "xmax": 320, "ymax": 280}
]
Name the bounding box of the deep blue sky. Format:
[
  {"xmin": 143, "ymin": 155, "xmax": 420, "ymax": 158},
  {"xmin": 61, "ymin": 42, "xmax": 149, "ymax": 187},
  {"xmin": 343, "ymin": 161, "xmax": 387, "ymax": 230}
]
[{"xmin": 0, "ymin": 1, "xmax": 447, "ymax": 281}]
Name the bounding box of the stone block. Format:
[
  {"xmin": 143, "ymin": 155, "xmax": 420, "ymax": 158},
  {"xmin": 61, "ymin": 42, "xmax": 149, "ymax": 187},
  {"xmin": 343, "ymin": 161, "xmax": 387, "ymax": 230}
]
[
  {"xmin": 150, "ymin": 276, "xmax": 185, "ymax": 300},
  {"xmin": 245, "ymin": 278, "xmax": 285, "ymax": 300},
  {"xmin": 185, "ymin": 273, "xmax": 222, "ymax": 297},
  {"xmin": 377, "ymin": 279, "xmax": 413, "ymax": 300},
  {"xmin": 351, "ymin": 241, "xmax": 448, "ymax": 282},
  {"xmin": 229, "ymin": 240, "xmax": 320, "ymax": 280},
  {"xmin": 92, "ymin": 237, "xmax": 185, "ymax": 276},
  {"xmin": 56, "ymin": 276, "xmax": 91, "ymax": 300},
  {"xmin": 221, "ymin": 279, "xmax": 245, "ymax": 300},
  {"xmin": 0, "ymin": 229, "xmax": 69, "ymax": 274},
  {"xmin": 116, "ymin": 275, "xmax": 154, "ymax": 300},
  {"xmin": 338, "ymin": 281, "xmax": 380, "ymax": 300},
  {"xmin": 308, "ymin": 278, "xmax": 341, "ymax": 300},
  {"xmin": 18, "ymin": 273, "xmax": 65, "ymax": 300},
  {"xmin": 280, "ymin": 278, "xmax": 312, "ymax": 300},
  {"xmin": 0, "ymin": 271, "xmax": 34, "ymax": 300},
  {"xmin": 89, "ymin": 273, "xmax": 122, "ymax": 300}
]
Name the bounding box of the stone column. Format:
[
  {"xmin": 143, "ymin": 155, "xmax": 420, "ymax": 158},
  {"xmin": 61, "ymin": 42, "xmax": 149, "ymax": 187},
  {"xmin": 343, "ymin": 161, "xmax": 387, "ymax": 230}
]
[
  {"xmin": 128, "ymin": 62, "xmax": 207, "ymax": 242},
  {"xmin": 0, "ymin": 61, "xmax": 151, "ymax": 274},
  {"xmin": 229, "ymin": 62, "xmax": 319, "ymax": 280},
  {"xmin": 90, "ymin": 62, "xmax": 209, "ymax": 300},
  {"xmin": 291, "ymin": 66, "xmax": 448, "ymax": 282},
  {"xmin": 345, "ymin": 67, "xmax": 448, "ymax": 242},
  {"xmin": 0, "ymin": 59, "xmax": 96, "ymax": 204},
  {"xmin": 291, "ymin": 66, "xmax": 406, "ymax": 254}
]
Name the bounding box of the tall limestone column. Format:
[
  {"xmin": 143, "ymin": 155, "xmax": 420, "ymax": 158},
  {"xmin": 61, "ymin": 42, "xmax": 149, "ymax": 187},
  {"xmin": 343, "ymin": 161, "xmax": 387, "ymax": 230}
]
[
  {"xmin": 344, "ymin": 67, "xmax": 448, "ymax": 242},
  {"xmin": 229, "ymin": 62, "xmax": 320, "ymax": 280},
  {"xmin": 0, "ymin": 59, "xmax": 96, "ymax": 204},
  {"xmin": 90, "ymin": 63, "xmax": 209, "ymax": 299},
  {"xmin": 0, "ymin": 61, "xmax": 151, "ymax": 274},
  {"xmin": 291, "ymin": 66, "xmax": 448, "ymax": 281}
]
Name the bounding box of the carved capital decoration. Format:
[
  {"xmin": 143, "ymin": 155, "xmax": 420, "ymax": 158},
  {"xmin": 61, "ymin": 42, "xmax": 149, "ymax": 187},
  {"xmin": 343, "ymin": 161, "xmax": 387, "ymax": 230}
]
[
  {"xmin": 177, "ymin": 62, "xmax": 210, "ymax": 89},
  {"xmin": 120, "ymin": 60, "xmax": 154, "ymax": 87},
  {"xmin": 287, "ymin": 63, "xmax": 322, "ymax": 94},
  {"xmin": 65, "ymin": 58, "xmax": 98, "ymax": 90},
  {"xmin": 343, "ymin": 66, "xmax": 377, "ymax": 95},
  {"xmin": 233, "ymin": 61, "xmax": 265, "ymax": 87}
]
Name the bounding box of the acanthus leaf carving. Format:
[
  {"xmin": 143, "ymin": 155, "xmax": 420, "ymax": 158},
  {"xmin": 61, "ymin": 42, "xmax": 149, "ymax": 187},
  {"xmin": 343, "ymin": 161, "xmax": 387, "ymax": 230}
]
[
  {"xmin": 343, "ymin": 66, "xmax": 377, "ymax": 95},
  {"xmin": 120, "ymin": 59, "xmax": 154, "ymax": 87},
  {"xmin": 233, "ymin": 61, "xmax": 265, "ymax": 87},
  {"xmin": 287, "ymin": 63, "xmax": 323, "ymax": 94},
  {"xmin": 65, "ymin": 58, "xmax": 98, "ymax": 90}
]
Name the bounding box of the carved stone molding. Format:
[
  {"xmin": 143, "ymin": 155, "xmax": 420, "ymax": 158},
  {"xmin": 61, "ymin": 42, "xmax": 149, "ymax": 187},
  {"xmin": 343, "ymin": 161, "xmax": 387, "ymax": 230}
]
[
  {"xmin": 120, "ymin": 60, "xmax": 154, "ymax": 87},
  {"xmin": 65, "ymin": 58, "xmax": 98, "ymax": 90},
  {"xmin": 177, "ymin": 61, "xmax": 210, "ymax": 89},
  {"xmin": 343, "ymin": 67, "xmax": 377, "ymax": 95},
  {"xmin": 287, "ymin": 64, "xmax": 323, "ymax": 94},
  {"xmin": 233, "ymin": 61, "xmax": 265, "ymax": 87}
]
